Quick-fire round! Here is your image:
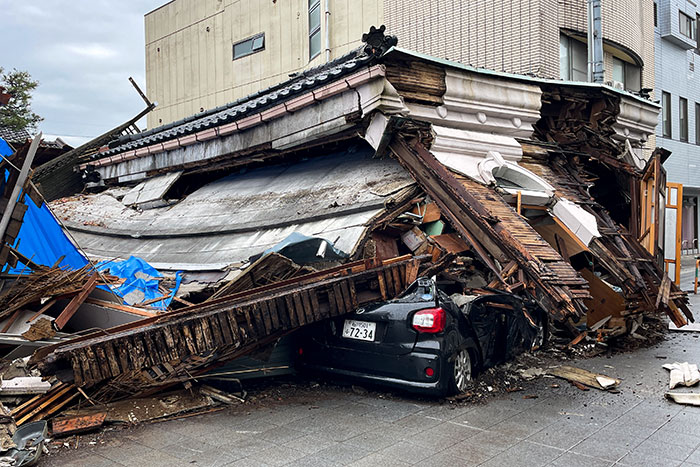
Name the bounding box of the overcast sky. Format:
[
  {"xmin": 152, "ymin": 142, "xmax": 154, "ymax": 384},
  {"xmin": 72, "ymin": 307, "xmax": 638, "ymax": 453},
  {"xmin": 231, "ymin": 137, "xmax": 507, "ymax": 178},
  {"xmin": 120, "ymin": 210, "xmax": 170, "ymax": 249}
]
[{"xmin": 1, "ymin": 0, "xmax": 165, "ymax": 146}]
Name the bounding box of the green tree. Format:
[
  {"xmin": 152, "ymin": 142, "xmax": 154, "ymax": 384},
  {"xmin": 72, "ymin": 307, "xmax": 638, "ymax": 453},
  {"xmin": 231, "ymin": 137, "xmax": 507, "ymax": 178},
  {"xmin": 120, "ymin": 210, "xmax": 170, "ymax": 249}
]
[{"xmin": 0, "ymin": 67, "xmax": 43, "ymax": 132}]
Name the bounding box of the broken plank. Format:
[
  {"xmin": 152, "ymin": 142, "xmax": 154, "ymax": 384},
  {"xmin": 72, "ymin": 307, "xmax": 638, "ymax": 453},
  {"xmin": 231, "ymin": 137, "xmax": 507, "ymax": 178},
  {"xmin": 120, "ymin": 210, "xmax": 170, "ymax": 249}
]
[
  {"xmin": 54, "ymin": 274, "xmax": 99, "ymax": 329},
  {"xmin": 52, "ymin": 413, "xmax": 106, "ymax": 437}
]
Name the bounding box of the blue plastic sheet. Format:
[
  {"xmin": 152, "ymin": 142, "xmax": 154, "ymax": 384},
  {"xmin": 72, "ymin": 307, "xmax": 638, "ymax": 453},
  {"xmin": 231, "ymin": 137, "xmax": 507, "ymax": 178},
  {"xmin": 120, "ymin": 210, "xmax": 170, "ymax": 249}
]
[
  {"xmin": 96, "ymin": 256, "xmax": 182, "ymax": 311},
  {"xmin": 0, "ymin": 137, "xmax": 89, "ymax": 273},
  {"xmin": 0, "ymin": 138, "xmax": 181, "ymax": 310}
]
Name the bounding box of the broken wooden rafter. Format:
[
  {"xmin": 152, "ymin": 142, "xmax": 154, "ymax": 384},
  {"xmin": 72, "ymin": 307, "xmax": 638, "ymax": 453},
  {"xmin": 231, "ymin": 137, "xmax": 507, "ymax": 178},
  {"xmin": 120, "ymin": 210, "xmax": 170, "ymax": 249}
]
[
  {"xmin": 30, "ymin": 255, "xmax": 427, "ymax": 395},
  {"xmin": 389, "ymin": 135, "xmax": 588, "ymax": 322}
]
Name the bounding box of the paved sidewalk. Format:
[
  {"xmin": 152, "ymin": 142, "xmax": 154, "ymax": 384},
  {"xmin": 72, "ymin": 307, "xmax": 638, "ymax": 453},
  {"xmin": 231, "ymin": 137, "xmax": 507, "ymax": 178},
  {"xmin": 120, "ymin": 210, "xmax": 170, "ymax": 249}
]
[{"xmin": 41, "ymin": 329, "xmax": 700, "ymax": 467}]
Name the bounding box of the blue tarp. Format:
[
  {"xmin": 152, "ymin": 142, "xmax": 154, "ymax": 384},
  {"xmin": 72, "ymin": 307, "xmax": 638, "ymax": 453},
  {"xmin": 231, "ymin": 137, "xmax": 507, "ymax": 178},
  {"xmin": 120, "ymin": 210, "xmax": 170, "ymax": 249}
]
[
  {"xmin": 0, "ymin": 137, "xmax": 88, "ymax": 272},
  {"xmin": 0, "ymin": 138, "xmax": 181, "ymax": 310},
  {"xmin": 96, "ymin": 256, "xmax": 182, "ymax": 311}
]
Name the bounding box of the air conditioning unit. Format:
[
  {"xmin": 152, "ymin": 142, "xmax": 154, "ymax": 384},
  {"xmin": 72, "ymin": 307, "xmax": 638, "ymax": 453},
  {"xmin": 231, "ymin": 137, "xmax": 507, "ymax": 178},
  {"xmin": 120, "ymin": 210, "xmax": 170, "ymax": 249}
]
[{"xmin": 612, "ymin": 80, "xmax": 625, "ymax": 90}]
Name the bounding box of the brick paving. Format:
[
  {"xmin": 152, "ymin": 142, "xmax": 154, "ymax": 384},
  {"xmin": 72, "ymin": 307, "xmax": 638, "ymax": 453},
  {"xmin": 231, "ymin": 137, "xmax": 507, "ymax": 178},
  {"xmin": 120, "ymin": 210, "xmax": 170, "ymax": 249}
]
[{"xmin": 39, "ymin": 269, "xmax": 700, "ymax": 467}]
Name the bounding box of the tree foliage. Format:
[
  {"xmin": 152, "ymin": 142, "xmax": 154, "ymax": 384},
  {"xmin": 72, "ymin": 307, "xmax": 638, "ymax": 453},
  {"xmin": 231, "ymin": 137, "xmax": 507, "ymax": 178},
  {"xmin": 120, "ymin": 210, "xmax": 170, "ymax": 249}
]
[{"xmin": 0, "ymin": 67, "xmax": 43, "ymax": 132}]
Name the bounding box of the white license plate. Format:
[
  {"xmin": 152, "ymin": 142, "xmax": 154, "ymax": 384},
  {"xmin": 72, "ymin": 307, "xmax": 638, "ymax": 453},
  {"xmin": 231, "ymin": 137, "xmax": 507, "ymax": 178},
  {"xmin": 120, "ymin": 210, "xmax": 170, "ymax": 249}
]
[{"xmin": 342, "ymin": 320, "xmax": 376, "ymax": 341}]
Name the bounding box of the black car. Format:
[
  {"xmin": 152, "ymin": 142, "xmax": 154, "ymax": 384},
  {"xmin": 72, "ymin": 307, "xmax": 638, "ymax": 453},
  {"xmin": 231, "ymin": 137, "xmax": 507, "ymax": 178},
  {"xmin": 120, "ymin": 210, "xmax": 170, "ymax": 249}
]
[{"xmin": 298, "ymin": 277, "xmax": 546, "ymax": 396}]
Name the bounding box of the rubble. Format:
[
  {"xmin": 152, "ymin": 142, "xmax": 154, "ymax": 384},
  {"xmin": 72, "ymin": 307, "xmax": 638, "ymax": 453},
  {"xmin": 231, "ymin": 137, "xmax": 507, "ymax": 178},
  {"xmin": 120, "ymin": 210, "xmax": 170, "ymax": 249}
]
[{"xmin": 0, "ymin": 28, "xmax": 691, "ymax": 442}]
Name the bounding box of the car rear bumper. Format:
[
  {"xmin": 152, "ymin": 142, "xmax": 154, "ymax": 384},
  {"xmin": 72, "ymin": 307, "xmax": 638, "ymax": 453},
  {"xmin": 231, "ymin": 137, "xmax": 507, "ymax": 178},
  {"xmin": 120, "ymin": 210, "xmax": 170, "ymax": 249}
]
[{"xmin": 299, "ymin": 343, "xmax": 448, "ymax": 396}]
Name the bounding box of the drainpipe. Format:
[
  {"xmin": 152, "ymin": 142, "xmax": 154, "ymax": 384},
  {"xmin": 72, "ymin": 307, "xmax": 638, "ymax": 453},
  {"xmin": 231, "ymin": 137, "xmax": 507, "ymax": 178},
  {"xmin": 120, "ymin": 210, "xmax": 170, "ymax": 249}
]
[
  {"xmin": 587, "ymin": 0, "xmax": 604, "ymax": 83},
  {"xmin": 324, "ymin": 0, "xmax": 331, "ymax": 62}
]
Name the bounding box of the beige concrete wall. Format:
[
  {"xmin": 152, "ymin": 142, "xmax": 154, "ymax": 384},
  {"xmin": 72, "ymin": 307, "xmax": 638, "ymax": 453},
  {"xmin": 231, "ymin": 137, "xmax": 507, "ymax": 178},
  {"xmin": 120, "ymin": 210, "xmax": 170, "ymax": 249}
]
[
  {"xmin": 145, "ymin": 0, "xmax": 383, "ymax": 128},
  {"xmin": 145, "ymin": 0, "xmax": 655, "ymax": 128}
]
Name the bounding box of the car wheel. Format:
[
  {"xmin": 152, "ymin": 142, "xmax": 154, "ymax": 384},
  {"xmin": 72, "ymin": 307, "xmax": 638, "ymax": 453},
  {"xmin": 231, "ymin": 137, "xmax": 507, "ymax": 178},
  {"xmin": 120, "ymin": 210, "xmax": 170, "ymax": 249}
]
[{"xmin": 449, "ymin": 348, "xmax": 473, "ymax": 394}]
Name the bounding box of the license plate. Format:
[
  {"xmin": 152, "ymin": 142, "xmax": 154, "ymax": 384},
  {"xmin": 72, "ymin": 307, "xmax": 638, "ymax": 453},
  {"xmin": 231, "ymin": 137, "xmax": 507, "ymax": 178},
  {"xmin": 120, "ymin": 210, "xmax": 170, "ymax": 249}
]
[{"xmin": 342, "ymin": 320, "xmax": 376, "ymax": 341}]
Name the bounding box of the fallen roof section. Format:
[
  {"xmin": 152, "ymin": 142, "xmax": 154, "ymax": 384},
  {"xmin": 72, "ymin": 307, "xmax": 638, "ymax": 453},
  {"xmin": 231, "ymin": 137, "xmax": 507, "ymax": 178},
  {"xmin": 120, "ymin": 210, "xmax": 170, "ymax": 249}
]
[{"xmin": 52, "ymin": 143, "xmax": 416, "ymax": 270}]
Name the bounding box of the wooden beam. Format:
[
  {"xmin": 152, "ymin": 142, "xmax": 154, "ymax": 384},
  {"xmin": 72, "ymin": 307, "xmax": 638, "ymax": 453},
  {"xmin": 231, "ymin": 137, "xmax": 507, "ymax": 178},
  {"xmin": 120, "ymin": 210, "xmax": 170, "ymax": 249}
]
[{"xmin": 54, "ymin": 274, "xmax": 98, "ymax": 329}]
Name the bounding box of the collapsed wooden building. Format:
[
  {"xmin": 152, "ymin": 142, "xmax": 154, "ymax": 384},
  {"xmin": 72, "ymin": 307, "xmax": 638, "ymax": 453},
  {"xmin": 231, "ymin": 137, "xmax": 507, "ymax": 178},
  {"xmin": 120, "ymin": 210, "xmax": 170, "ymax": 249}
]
[{"xmin": 1, "ymin": 29, "xmax": 688, "ymax": 399}]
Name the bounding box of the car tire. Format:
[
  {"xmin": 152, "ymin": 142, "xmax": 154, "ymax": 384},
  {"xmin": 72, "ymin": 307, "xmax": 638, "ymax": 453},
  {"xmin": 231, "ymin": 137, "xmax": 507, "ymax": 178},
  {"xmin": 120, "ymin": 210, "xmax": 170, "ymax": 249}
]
[{"xmin": 447, "ymin": 348, "xmax": 473, "ymax": 395}]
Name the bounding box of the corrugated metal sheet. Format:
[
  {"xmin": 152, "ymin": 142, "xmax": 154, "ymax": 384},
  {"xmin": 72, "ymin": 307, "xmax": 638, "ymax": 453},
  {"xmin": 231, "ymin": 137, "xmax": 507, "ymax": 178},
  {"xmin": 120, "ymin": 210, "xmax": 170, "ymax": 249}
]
[{"xmin": 52, "ymin": 145, "xmax": 414, "ymax": 271}]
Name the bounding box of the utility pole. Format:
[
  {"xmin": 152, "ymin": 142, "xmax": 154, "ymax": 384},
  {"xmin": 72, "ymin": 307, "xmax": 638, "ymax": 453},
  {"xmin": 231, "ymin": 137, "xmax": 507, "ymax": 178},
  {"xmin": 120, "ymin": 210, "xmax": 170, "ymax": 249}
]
[{"xmin": 587, "ymin": 0, "xmax": 605, "ymax": 83}]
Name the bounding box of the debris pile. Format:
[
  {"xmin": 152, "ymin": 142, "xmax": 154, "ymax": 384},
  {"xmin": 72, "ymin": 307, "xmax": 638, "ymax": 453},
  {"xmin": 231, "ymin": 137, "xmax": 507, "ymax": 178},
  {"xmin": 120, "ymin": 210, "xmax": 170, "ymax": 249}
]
[{"xmin": 0, "ymin": 28, "xmax": 692, "ymax": 454}]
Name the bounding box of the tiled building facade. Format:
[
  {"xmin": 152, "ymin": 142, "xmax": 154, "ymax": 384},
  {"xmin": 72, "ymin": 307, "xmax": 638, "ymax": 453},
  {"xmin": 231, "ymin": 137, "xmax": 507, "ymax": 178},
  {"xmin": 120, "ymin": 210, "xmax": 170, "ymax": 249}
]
[
  {"xmin": 654, "ymin": 0, "xmax": 700, "ymax": 255},
  {"xmin": 145, "ymin": 0, "xmax": 656, "ymax": 128}
]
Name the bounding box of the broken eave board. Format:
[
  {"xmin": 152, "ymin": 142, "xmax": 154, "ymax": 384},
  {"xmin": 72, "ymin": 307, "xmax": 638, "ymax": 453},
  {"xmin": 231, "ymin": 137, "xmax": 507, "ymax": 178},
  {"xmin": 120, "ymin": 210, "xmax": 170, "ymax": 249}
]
[
  {"xmin": 31, "ymin": 255, "xmax": 426, "ymax": 394},
  {"xmin": 389, "ymin": 136, "xmax": 589, "ymax": 322}
]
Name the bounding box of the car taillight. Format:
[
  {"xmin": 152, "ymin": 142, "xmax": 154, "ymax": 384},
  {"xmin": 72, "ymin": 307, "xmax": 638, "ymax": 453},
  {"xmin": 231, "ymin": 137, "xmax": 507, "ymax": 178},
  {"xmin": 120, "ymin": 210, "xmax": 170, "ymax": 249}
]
[{"xmin": 412, "ymin": 307, "xmax": 446, "ymax": 333}]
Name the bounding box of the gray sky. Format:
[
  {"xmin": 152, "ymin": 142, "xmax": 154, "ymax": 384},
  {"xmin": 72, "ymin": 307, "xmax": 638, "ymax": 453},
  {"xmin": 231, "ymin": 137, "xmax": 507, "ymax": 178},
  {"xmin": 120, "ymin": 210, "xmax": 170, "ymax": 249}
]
[{"xmin": 0, "ymin": 0, "xmax": 165, "ymax": 146}]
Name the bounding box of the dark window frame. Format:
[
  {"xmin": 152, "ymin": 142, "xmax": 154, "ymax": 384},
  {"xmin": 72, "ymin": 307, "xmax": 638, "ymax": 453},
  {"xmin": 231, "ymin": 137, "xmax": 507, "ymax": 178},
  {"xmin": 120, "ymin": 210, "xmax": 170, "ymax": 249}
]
[
  {"xmin": 680, "ymin": 96, "xmax": 689, "ymax": 142},
  {"xmin": 662, "ymin": 91, "xmax": 672, "ymax": 138},
  {"xmin": 611, "ymin": 56, "xmax": 642, "ymax": 92},
  {"xmin": 308, "ymin": 0, "xmax": 322, "ymax": 60},
  {"xmin": 654, "ymin": 2, "xmax": 658, "ymax": 28},
  {"xmin": 680, "ymin": 11, "xmax": 696, "ymax": 40},
  {"xmin": 233, "ymin": 33, "xmax": 265, "ymax": 60},
  {"xmin": 696, "ymin": 102, "xmax": 700, "ymax": 145}
]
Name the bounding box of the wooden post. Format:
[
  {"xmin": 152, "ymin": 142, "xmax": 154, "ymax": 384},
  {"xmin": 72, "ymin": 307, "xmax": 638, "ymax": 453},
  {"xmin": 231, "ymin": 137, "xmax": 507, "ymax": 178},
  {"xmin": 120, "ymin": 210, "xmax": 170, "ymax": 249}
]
[{"xmin": 0, "ymin": 132, "xmax": 41, "ymax": 245}]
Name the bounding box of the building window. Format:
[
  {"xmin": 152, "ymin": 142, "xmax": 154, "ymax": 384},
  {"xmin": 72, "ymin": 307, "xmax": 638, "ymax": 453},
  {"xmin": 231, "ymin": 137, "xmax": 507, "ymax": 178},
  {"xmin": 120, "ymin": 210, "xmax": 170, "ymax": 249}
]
[
  {"xmin": 559, "ymin": 35, "xmax": 587, "ymax": 81},
  {"xmin": 662, "ymin": 92, "xmax": 672, "ymax": 138},
  {"xmin": 680, "ymin": 97, "xmax": 688, "ymax": 142},
  {"xmin": 309, "ymin": 0, "xmax": 322, "ymax": 59},
  {"xmin": 233, "ymin": 33, "xmax": 265, "ymax": 60},
  {"xmin": 696, "ymin": 103, "xmax": 700, "ymax": 145},
  {"xmin": 680, "ymin": 11, "xmax": 696, "ymax": 40},
  {"xmin": 695, "ymin": 102, "xmax": 700, "ymax": 146},
  {"xmin": 654, "ymin": 2, "xmax": 657, "ymax": 28},
  {"xmin": 611, "ymin": 57, "xmax": 642, "ymax": 92}
]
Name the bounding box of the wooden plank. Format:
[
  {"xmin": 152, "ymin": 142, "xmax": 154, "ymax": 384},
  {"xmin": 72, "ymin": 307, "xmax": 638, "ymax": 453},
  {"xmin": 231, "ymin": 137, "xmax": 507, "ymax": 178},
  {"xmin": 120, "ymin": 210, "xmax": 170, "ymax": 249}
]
[
  {"xmin": 258, "ymin": 300, "xmax": 272, "ymax": 334},
  {"xmin": 142, "ymin": 332, "xmax": 162, "ymax": 367},
  {"xmin": 300, "ymin": 290, "xmax": 314, "ymax": 324},
  {"xmin": 391, "ymin": 266, "xmax": 403, "ymax": 293},
  {"xmin": 26, "ymin": 298, "xmax": 57, "ymax": 323},
  {"xmin": 383, "ymin": 269, "xmax": 396, "ymax": 297},
  {"xmin": 326, "ymin": 286, "xmax": 339, "ymax": 317},
  {"xmin": 101, "ymin": 342, "xmax": 121, "ymax": 377},
  {"xmin": 377, "ymin": 273, "xmax": 388, "ymax": 300},
  {"xmin": 16, "ymin": 384, "xmax": 75, "ymax": 425},
  {"xmin": 52, "ymin": 413, "xmax": 106, "ymax": 436},
  {"xmin": 83, "ymin": 347, "xmax": 104, "ymax": 382},
  {"xmin": 93, "ymin": 346, "xmax": 112, "ymax": 379},
  {"xmin": 198, "ymin": 316, "xmax": 216, "ymax": 350},
  {"xmin": 225, "ymin": 309, "xmax": 242, "ymax": 343},
  {"xmin": 285, "ymin": 296, "xmax": 298, "ymax": 326},
  {"xmin": 180, "ymin": 323, "xmax": 199, "ymax": 355},
  {"xmin": 70, "ymin": 355, "xmax": 84, "ymax": 387},
  {"xmin": 55, "ymin": 274, "xmax": 99, "ymax": 329},
  {"xmin": 84, "ymin": 298, "xmax": 157, "ymax": 317},
  {"xmin": 309, "ymin": 290, "xmax": 322, "ymax": 321},
  {"xmin": 215, "ymin": 312, "xmax": 233, "ymax": 346},
  {"xmin": 242, "ymin": 306, "xmax": 259, "ymax": 339},
  {"xmin": 267, "ymin": 298, "xmax": 281, "ymax": 331},
  {"xmin": 1, "ymin": 309, "xmax": 22, "ymax": 333},
  {"xmin": 251, "ymin": 303, "xmax": 267, "ymax": 336},
  {"xmin": 292, "ymin": 293, "xmax": 306, "ymax": 326}
]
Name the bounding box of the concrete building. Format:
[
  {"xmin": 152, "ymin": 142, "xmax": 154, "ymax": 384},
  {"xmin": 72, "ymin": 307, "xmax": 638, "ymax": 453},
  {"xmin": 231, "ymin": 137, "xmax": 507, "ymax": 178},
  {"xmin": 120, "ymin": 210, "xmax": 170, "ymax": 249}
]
[
  {"xmin": 144, "ymin": 0, "xmax": 656, "ymax": 128},
  {"xmin": 654, "ymin": 0, "xmax": 700, "ymax": 256}
]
